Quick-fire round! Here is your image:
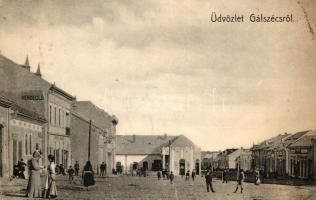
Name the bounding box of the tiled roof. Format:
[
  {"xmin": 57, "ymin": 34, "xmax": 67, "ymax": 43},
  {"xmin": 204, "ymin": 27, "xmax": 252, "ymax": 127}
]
[
  {"xmin": 288, "ymin": 130, "xmax": 316, "ymax": 148},
  {"xmin": 0, "ymin": 95, "xmax": 12, "ymax": 108},
  {"xmin": 0, "ymin": 54, "xmax": 75, "ymax": 101},
  {"xmin": 11, "ymin": 103, "xmax": 47, "ymax": 123},
  {"xmin": 252, "ymin": 133, "xmax": 290, "ymax": 150},
  {"xmin": 283, "ymin": 130, "xmax": 310, "ymax": 147},
  {"xmin": 0, "ymin": 93, "xmax": 46, "ymax": 122},
  {"xmin": 116, "ymin": 134, "xmax": 197, "ymax": 155}
]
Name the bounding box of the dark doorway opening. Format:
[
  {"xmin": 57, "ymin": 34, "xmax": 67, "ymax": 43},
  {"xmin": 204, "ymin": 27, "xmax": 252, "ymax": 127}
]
[{"xmin": 179, "ymin": 159, "xmax": 185, "ymax": 176}]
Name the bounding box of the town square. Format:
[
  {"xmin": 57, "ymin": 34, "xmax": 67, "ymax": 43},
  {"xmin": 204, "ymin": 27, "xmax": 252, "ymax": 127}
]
[{"xmin": 1, "ymin": 175, "xmax": 316, "ymax": 200}]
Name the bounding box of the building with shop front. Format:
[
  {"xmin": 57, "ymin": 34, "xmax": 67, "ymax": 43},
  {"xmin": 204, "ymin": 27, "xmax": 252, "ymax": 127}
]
[
  {"xmin": 233, "ymin": 148, "xmax": 252, "ymax": 171},
  {"xmin": 10, "ymin": 104, "xmax": 47, "ymax": 178},
  {"xmin": 288, "ymin": 130, "xmax": 316, "ymax": 179},
  {"xmin": 273, "ymin": 131, "xmax": 309, "ymax": 177},
  {"xmin": 251, "ymin": 133, "xmax": 290, "ymax": 175},
  {"xmin": 115, "ymin": 134, "xmax": 201, "ymax": 176},
  {"xmin": 71, "ymin": 101, "xmax": 118, "ymax": 174},
  {"xmin": 217, "ymin": 148, "xmax": 238, "ymax": 170},
  {"xmin": 0, "ymin": 95, "xmax": 46, "ymax": 178},
  {"xmin": 201, "ymin": 151, "xmax": 220, "ymax": 171},
  {"xmin": 0, "ymin": 54, "xmax": 75, "ymax": 167},
  {"xmin": 0, "ymin": 96, "xmax": 12, "ymax": 178}
]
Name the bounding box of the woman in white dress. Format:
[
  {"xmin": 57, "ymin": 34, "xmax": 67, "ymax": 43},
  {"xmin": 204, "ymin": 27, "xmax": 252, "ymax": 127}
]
[
  {"xmin": 45, "ymin": 155, "xmax": 58, "ymax": 198},
  {"xmin": 26, "ymin": 151, "xmax": 43, "ymax": 198}
]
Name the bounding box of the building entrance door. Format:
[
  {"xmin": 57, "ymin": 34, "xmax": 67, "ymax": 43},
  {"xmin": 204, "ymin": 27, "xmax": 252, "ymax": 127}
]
[{"xmin": 179, "ymin": 159, "xmax": 185, "ymax": 176}]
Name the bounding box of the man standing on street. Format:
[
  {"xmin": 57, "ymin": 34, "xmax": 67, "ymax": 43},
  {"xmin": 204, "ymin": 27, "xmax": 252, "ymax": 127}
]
[
  {"xmin": 191, "ymin": 169, "xmax": 196, "ymax": 181},
  {"xmin": 222, "ymin": 169, "xmax": 228, "ymax": 183},
  {"xmin": 169, "ymin": 171, "xmax": 174, "ymax": 184},
  {"xmin": 205, "ymin": 171, "xmax": 215, "ymax": 193},
  {"xmin": 74, "ymin": 161, "xmax": 80, "ymax": 176},
  {"xmin": 100, "ymin": 162, "xmax": 106, "ymax": 177},
  {"xmin": 234, "ymin": 169, "xmax": 245, "ymax": 193}
]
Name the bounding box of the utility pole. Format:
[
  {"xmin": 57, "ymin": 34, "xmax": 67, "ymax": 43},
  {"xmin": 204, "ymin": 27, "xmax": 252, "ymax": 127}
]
[
  {"xmin": 88, "ymin": 120, "xmax": 92, "ymax": 161},
  {"xmin": 169, "ymin": 140, "xmax": 171, "ymax": 172}
]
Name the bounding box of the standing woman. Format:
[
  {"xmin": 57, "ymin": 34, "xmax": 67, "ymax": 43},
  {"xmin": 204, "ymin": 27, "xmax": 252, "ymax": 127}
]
[
  {"xmin": 82, "ymin": 161, "xmax": 95, "ymax": 190},
  {"xmin": 45, "ymin": 155, "xmax": 58, "ymax": 199},
  {"xmin": 27, "ymin": 151, "xmax": 44, "ymax": 198}
]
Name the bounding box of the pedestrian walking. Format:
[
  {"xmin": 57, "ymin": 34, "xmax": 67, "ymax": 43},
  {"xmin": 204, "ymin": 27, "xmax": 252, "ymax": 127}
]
[
  {"xmin": 45, "ymin": 154, "xmax": 58, "ymax": 199},
  {"xmin": 205, "ymin": 171, "xmax": 215, "ymax": 193},
  {"xmin": 222, "ymin": 169, "xmax": 228, "ymax": 183},
  {"xmin": 185, "ymin": 170, "xmax": 190, "ymax": 181},
  {"xmin": 180, "ymin": 165, "xmax": 185, "ymax": 178},
  {"xmin": 166, "ymin": 170, "xmax": 170, "ymax": 180},
  {"xmin": 100, "ymin": 162, "xmax": 106, "ymax": 177},
  {"xmin": 26, "ymin": 151, "xmax": 44, "ymax": 198},
  {"xmin": 169, "ymin": 171, "xmax": 174, "ymax": 184},
  {"xmin": 255, "ymin": 169, "xmax": 261, "ymax": 185},
  {"xmin": 13, "ymin": 163, "xmax": 19, "ymax": 178},
  {"xmin": 162, "ymin": 169, "xmax": 166, "ymax": 179},
  {"xmin": 68, "ymin": 165, "xmax": 75, "ymax": 184},
  {"xmin": 82, "ymin": 161, "xmax": 95, "ymax": 190},
  {"xmin": 74, "ymin": 161, "xmax": 80, "ymax": 176},
  {"xmin": 191, "ymin": 169, "xmax": 196, "ymax": 181},
  {"xmin": 157, "ymin": 170, "xmax": 162, "ymax": 180},
  {"xmin": 234, "ymin": 169, "xmax": 245, "ymax": 193},
  {"xmin": 59, "ymin": 164, "xmax": 65, "ymax": 175}
]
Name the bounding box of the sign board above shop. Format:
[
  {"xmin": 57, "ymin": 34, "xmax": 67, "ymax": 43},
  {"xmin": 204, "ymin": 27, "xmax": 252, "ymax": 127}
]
[
  {"xmin": 22, "ymin": 95, "xmax": 44, "ymax": 100},
  {"xmin": 20, "ymin": 91, "xmax": 45, "ymax": 101}
]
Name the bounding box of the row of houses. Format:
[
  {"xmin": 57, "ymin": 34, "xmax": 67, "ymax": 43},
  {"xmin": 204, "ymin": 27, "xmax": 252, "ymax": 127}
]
[
  {"xmin": 201, "ymin": 148, "xmax": 252, "ymax": 172},
  {"xmin": 252, "ymin": 130, "xmax": 316, "ymax": 179},
  {"xmin": 201, "ymin": 130, "xmax": 316, "ymax": 179},
  {"xmin": 0, "ymin": 54, "xmax": 118, "ymax": 178}
]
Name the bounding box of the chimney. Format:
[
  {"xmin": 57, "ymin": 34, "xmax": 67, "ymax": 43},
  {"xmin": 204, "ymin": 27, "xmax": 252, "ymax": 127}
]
[
  {"xmin": 132, "ymin": 134, "xmax": 136, "ymax": 143},
  {"xmin": 164, "ymin": 133, "xmax": 167, "ymax": 139}
]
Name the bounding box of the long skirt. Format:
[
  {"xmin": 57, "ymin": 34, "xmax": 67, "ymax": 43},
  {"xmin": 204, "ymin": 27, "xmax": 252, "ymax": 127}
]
[
  {"xmin": 47, "ymin": 175, "xmax": 58, "ymax": 197},
  {"xmin": 27, "ymin": 170, "xmax": 41, "ymax": 198},
  {"xmin": 83, "ymin": 171, "xmax": 95, "ymax": 187}
]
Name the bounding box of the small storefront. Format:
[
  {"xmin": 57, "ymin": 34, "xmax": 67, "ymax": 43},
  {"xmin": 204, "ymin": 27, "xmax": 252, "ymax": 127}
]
[{"xmin": 289, "ymin": 148, "xmax": 313, "ymax": 179}]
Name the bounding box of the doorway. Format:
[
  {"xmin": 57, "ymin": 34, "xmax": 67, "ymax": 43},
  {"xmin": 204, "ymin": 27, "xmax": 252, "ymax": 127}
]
[{"xmin": 179, "ymin": 159, "xmax": 185, "ymax": 176}]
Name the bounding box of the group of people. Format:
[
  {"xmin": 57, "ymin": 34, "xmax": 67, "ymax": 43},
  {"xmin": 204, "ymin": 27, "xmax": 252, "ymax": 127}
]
[
  {"xmin": 12, "ymin": 158, "xmax": 27, "ymax": 179},
  {"xmin": 26, "ymin": 151, "xmax": 57, "ymax": 198},
  {"xmin": 156, "ymin": 168, "xmax": 254, "ymax": 194},
  {"xmin": 185, "ymin": 170, "xmax": 196, "ymax": 181},
  {"xmin": 25, "ymin": 150, "xmax": 97, "ymax": 198},
  {"xmin": 205, "ymin": 169, "xmax": 247, "ymax": 194},
  {"xmin": 156, "ymin": 170, "xmax": 175, "ymax": 183}
]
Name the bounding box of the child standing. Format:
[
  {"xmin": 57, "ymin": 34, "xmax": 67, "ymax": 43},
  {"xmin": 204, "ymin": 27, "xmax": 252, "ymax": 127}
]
[
  {"xmin": 169, "ymin": 171, "xmax": 174, "ymax": 184},
  {"xmin": 68, "ymin": 165, "xmax": 75, "ymax": 184}
]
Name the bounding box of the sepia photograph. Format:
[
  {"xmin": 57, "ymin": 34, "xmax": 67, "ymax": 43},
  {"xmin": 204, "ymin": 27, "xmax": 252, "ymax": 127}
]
[{"xmin": 0, "ymin": 0, "xmax": 316, "ymax": 199}]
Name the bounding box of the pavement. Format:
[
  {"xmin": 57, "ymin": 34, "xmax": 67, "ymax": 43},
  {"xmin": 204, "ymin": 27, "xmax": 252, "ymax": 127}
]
[{"xmin": 0, "ymin": 175, "xmax": 316, "ymax": 200}]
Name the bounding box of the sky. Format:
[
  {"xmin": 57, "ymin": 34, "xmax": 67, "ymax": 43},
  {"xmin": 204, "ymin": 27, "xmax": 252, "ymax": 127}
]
[{"xmin": 0, "ymin": 0, "xmax": 316, "ymax": 150}]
